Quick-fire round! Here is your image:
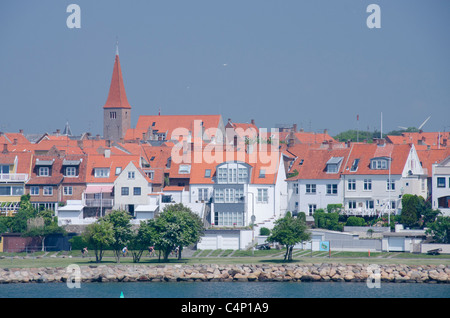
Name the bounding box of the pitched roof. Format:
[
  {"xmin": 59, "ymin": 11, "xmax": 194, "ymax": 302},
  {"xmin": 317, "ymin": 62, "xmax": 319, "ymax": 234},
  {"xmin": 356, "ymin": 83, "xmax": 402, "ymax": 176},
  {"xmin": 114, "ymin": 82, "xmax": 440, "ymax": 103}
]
[
  {"xmin": 85, "ymin": 153, "xmax": 140, "ymax": 183},
  {"xmin": 416, "ymin": 148, "xmax": 450, "ymax": 177},
  {"xmin": 342, "ymin": 143, "xmax": 411, "ymax": 176},
  {"xmin": 134, "ymin": 114, "xmax": 223, "ymax": 140},
  {"xmin": 386, "ymin": 132, "xmax": 450, "ymax": 149},
  {"xmin": 103, "ymin": 54, "xmax": 131, "ymax": 109},
  {"xmin": 286, "ymin": 146, "xmax": 351, "ymax": 180}
]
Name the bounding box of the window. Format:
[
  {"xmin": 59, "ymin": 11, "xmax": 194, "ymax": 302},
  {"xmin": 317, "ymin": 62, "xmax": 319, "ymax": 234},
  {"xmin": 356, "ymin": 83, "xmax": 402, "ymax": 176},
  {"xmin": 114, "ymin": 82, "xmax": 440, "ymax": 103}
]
[
  {"xmin": 39, "ymin": 167, "xmax": 49, "ymax": 176},
  {"xmin": 95, "ymin": 168, "xmax": 110, "ymax": 178},
  {"xmin": 387, "ymin": 179, "xmax": 395, "ymax": 191},
  {"xmin": 128, "ymin": 171, "xmax": 135, "ymax": 179},
  {"xmin": 364, "ymin": 179, "xmax": 372, "ymax": 191},
  {"xmin": 293, "ymin": 183, "xmax": 299, "ymax": 194},
  {"xmin": 0, "ymin": 186, "xmax": 10, "ymax": 196},
  {"xmin": 12, "ymin": 186, "xmax": 23, "ymax": 195},
  {"xmin": 257, "ymin": 188, "xmax": 268, "ymax": 203},
  {"xmin": 306, "ymin": 184, "xmax": 316, "ymax": 194},
  {"xmin": 259, "ymin": 169, "xmax": 266, "ymax": 178},
  {"xmin": 0, "ymin": 165, "xmax": 10, "ymax": 174},
  {"xmin": 228, "ymin": 168, "xmax": 237, "ymax": 183},
  {"xmin": 225, "ymin": 188, "xmax": 234, "ymax": 203},
  {"xmin": 350, "ymin": 159, "xmax": 360, "ymax": 172},
  {"xmin": 348, "ymin": 179, "xmax": 356, "ymax": 191},
  {"xmin": 110, "ymin": 112, "xmax": 117, "ymax": 119},
  {"xmin": 437, "ymin": 177, "xmax": 446, "ymax": 188},
  {"xmin": 65, "ymin": 167, "xmax": 77, "ymax": 177},
  {"xmin": 308, "ymin": 204, "xmax": 317, "ymax": 215},
  {"xmin": 327, "ymin": 164, "xmax": 338, "ymax": 173},
  {"xmin": 214, "ymin": 189, "xmax": 224, "ymax": 203},
  {"xmin": 133, "ymin": 187, "xmax": 141, "ymax": 196},
  {"xmin": 30, "ymin": 186, "xmax": 39, "ymax": 196},
  {"xmin": 63, "ymin": 186, "xmax": 73, "ymax": 196},
  {"xmin": 178, "ymin": 165, "xmax": 191, "ymax": 174},
  {"xmin": 145, "ymin": 171, "xmax": 154, "ymax": 179},
  {"xmin": 204, "ymin": 169, "xmax": 211, "ymax": 178},
  {"xmin": 370, "ymin": 158, "xmax": 390, "ymax": 170},
  {"xmin": 327, "ymin": 184, "xmax": 338, "ymax": 195},
  {"xmin": 121, "ymin": 187, "xmax": 129, "ymax": 196},
  {"xmin": 348, "ymin": 201, "xmax": 356, "ymax": 209},
  {"xmin": 215, "ymin": 211, "xmax": 244, "ymax": 227},
  {"xmin": 238, "ymin": 168, "xmax": 248, "ymax": 183},
  {"xmin": 390, "ymin": 201, "xmax": 396, "ymax": 210},
  {"xmin": 198, "ymin": 188, "xmax": 208, "ymax": 201},
  {"xmin": 217, "ymin": 168, "xmax": 227, "ymax": 183},
  {"xmin": 43, "ymin": 186, "xmax": 53, "ymax": 196},
  {"xmin": 365, "ymin": 200, "xmax": 374, "ymax": 209},
  {"xmin": 115, "ymin": 167, "xmax": 122, "ymax": 175}
]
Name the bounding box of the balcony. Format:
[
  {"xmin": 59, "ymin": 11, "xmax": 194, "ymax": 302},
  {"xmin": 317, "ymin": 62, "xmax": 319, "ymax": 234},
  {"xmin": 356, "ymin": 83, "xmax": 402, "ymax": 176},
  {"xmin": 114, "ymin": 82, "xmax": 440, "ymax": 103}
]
[
  {"xmin": 0, "ymin": 173, "xmax": 29, "ymax": 182},
  {"xmin": 84, "ymin": 199, "xmax": 114, "ymax": 208}
]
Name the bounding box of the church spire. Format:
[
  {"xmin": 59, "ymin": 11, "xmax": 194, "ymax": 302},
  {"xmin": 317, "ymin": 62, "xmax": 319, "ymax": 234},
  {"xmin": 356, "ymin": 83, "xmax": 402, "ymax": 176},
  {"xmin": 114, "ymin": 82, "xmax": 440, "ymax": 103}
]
[{"xmin": 103, "ymin": 43, "xmax": 131, "ymax": 109}]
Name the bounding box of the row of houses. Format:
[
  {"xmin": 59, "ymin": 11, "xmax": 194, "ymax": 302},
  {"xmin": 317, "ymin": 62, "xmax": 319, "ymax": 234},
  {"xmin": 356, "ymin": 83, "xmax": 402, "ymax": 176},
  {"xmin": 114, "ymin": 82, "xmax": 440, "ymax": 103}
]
[{"xmin": 1, "ymin": 123, "xmax": 449, "ymax": 231}]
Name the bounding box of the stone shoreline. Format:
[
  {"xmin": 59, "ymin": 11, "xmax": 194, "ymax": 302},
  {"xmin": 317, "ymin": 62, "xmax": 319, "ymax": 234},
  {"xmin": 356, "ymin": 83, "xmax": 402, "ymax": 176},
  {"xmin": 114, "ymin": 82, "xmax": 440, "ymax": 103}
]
[{"xmin": 0, "ymin": 263, "xmax": 449, "ymax": 284}]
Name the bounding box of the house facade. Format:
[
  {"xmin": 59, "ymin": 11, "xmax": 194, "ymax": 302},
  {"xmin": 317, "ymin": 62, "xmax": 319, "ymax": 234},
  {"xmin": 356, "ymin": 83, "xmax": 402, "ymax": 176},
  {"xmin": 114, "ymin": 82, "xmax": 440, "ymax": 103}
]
[{"xmin": 432, "ymin": 156, "xmax": 450, "ymax": 216}]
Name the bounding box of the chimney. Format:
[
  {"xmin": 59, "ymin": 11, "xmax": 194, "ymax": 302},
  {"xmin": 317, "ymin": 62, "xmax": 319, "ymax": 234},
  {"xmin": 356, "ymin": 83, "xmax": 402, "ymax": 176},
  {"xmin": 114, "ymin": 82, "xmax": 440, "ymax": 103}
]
[
  {"xmin": 19, "ymin": 129, "xmax": 23, "ymax": 134},
  {"xmin": 56, "ymin": 129, "xmax": 60, "ymax": 135},
  {"xmin": 96, "ymin": 134, "xmax": 100, "ymax": 140},
  {"xmin": 293, "ymin": 124, "xmax": 297, "ymax": 132},
  {"xmin": 104, "ymin": 149, "xmax": 111, "ymax": 158},
  {"xmin": 251, "ymin": 119, "xmax": 255, "ymax": 125},
  {"xmin": 288, "ymin": 131, "xmax": 295, "ymax": 148},
  {"xmin": 2, "ymin": 144, "xmax": 8, "ymax": 154},
  {"xmin": 300, "ymin": 128, "xmax": 304, "ymax": 133},
  {"xmin": 106, "ymin": 140, "xmax": 111, "ymax": 148},
  {"xmin": 13, "ymin": 138, "xmax": 18, "ymax": 145},
  {"xmin": 324, "ymin": 129, "xmax": 328, "ymax": 135}
]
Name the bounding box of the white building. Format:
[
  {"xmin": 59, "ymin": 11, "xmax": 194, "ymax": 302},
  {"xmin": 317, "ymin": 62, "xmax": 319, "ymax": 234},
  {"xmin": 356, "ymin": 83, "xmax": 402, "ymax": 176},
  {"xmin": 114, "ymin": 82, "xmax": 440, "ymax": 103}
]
[{"xmin": 432, "ymin": 155, "xmax": 450, "ymax": 216}]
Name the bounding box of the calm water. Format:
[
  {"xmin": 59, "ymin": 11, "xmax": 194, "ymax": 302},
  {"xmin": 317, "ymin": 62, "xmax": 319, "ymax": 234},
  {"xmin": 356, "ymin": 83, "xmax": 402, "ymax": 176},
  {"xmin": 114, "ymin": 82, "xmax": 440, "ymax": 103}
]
[{"xmin": 0, "ymin": 281, "xmax": 449, "ymax": 298}]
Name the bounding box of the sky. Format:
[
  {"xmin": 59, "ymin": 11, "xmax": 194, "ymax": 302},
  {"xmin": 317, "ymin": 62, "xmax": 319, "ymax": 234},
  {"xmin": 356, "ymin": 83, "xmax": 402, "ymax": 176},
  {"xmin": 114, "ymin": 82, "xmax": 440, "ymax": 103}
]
[{"xmin": 0, "ymin": 0, "xmax": 449, "ymax": 138}]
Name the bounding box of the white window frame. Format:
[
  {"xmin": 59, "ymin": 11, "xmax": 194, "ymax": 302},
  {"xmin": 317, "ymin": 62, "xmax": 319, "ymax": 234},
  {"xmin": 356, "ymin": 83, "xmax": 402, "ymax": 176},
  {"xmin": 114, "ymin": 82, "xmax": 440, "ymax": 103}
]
[
  {"xmin": 306, "ymin": 184, "xmax": 316, "ymax": 194},
  {"xmin": 43, "ymin": 186, "xmax": 53, "ymax": 196},
  {"xmin": 30, "ymin": 186, "xmax": 39, "ymax": 196},
  {"xmin": 65, "ymin": 167, "xmax": 77, "ymax": 177},
  {"xmin": 257, "ymin": 188, "xmax": 268, "ymax": 203},
  {"xmin": 39, "ymin": 167, "xmax": 49, "ymax": 177},
  {"xmin": 364, "ymin": 179, "xmax": 372, "ymax": 191},
  {"xmin": 347, "ymin": 179, "xmax": 356, "ymax": 191},
  {"xmin": 63, "ymin": 186, "xmax": 73, "ymax": 196},
  {"xmin": 95, "ymin": 168, "xmax": 110, "ymax": 178}
]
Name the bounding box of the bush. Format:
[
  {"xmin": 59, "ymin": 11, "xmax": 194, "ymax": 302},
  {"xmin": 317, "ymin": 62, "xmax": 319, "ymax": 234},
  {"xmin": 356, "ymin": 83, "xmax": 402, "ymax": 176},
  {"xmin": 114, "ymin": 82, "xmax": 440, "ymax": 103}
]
[
  {"xmin": 69, "ymin": 235, "xmax": 90, "ymax": 251},
  {"xmin": 259, "ymin": 227, "xmax": 271, "ymax": 236},
  {"xmin": 346, "ymin": 216, "xmax": 366, "ymax": 227}
]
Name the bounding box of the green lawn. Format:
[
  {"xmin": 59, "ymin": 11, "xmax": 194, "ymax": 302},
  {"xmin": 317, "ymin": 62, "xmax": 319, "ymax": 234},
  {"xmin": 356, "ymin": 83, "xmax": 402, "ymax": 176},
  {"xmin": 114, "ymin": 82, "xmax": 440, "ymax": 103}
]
[{"xmin": 0, "ymin": 249, "xmax": 449, "ymax": 269}]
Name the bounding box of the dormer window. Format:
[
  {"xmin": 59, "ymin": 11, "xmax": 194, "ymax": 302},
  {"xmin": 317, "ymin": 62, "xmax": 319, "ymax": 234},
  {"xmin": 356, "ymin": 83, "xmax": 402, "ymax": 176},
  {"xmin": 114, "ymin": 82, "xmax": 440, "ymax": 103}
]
[
  {"xmin": 94, "ymin": 168, "xmax": 110, "ymax": 178},
  {"xmin": 65, "ymin": 166, "xmax": 77, "ymax": 177},
  {"xmin": 370, "ymin": 157, "xmax": 391, "ymax": 170},
  {"xmin": 179, "ymin": 164, "xmax": 191, "ymax": 174},
  {"xmin": 326, "ymin": 157, "xmax": 343, "ymax": 174},
  {"xmin": 39, "ymin": 167, "xmax": 49, "ymax": 176}
]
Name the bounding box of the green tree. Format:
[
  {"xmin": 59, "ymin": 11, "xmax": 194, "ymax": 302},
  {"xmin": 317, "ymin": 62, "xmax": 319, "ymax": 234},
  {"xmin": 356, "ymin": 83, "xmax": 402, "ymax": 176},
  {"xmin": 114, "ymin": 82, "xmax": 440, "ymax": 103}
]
[
  {"xmin": 103, "ymin": 210, "xmax": 133, "ymax": 263},
  {"xmin": 82, "ymin": 219, "xmax": 114, "ymax": 262},
  {"xmin": 10, "ymin": 194, "xmax": 37, "ymax": 233},
  {"xmin": 426, "ymin": 216, "xmax": 450, "ymax": 244},
  {"xmin": 150, "ymin": 203, "xmax": 204, "ymax": 262},
  {"xmin": 267, "ymin": 214, "xmax": 311, "ymax": 261},
  {"xmin": 24, "ymin": 209, "xmax": 66, "ymax": 251},
  {"xmin": 129, "ymin": 220, "xmax": 155, "ymax": 263},
  {"xmin": 400, "ymin": 194, "xmax": 421, "ymax": 228}
]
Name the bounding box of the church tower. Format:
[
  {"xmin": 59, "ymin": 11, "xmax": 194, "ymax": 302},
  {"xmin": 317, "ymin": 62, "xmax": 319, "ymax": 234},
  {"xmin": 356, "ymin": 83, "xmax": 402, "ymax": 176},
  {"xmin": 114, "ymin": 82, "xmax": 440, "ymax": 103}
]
[{"xmin": 103, "ymin": 44, "xmax": 131, "ymax": 142}]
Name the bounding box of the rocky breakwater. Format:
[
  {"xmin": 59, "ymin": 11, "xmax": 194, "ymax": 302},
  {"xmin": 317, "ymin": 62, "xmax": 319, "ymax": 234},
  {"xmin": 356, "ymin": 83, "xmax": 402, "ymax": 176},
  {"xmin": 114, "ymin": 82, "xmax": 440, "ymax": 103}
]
[{"xmin": 0, "ymin": 263, "xmax": 449, "ymax": 284}]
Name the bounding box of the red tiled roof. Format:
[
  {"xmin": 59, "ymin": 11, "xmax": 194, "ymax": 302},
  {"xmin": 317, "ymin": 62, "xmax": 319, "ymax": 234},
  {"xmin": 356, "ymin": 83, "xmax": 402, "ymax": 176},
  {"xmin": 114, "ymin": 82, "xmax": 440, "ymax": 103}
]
[
  {"xmin": 134, "ymin": 114, "xmax": 223, "ymax": 140},
  {"xmin": 386, "ymin": 132, "xmax": 450, "ymax": 149},
  {"xmin": 103, "ymin": 54, "xmax": 131, "ymax": 109},
  {"xmin": 416, "ymin": 148, "xmax": 450, "ymax": 177}
]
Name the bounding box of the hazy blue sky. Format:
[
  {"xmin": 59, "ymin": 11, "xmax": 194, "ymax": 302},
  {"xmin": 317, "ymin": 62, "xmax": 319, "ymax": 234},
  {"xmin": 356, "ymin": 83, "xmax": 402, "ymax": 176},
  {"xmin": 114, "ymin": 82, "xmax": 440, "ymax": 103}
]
[{"xmin": 0, "ymin": 0, "xmax": 449, "ymax": 137}]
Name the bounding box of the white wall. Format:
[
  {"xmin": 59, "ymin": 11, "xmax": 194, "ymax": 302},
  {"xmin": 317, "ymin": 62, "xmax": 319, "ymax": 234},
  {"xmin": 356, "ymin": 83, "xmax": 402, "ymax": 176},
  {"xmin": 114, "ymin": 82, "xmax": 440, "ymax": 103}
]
[{"xmin": 113, "ymin": 162, "xmax": 151, "ymax": 211}]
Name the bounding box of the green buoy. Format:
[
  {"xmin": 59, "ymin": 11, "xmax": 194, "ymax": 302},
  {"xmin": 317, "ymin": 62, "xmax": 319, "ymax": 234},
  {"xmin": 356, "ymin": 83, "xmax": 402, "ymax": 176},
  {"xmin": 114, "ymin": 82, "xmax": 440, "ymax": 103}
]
[{"xmin": 120, "ymin": 291, "xmax": 124, "ymax": 298}]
